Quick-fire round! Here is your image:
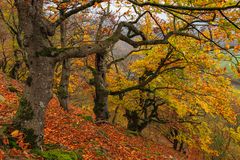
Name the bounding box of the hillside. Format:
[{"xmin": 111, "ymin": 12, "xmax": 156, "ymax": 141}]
[{"xmin": 0, "ymin": 72, "xmax": 185, "ymax": 160}]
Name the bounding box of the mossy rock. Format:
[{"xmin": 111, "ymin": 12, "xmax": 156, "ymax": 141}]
[{"xmin": 33, "ymin": 149, "xmax": 83, "ymax": 160}]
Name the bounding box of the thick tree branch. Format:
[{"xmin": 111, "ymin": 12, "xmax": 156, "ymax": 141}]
[
  {"xmin": 42, "ymin": 7, "xmax": 200, "ymax": 62},
  {"xmin": 119, "ymin": 30, "xmax": 200, "ymax": 48},
  {"xmin": 119, "ymin": 34, "xmax": 168, "ymax": 48},
  {"xmin": 53, "ymin": 44, "xmax": 104, "ymax": 62}
]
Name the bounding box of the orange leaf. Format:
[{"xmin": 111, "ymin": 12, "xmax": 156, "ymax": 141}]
[
  {"xmin": 2, "ymin": 137, "xmax": 9, "ymax": 145},
  {"xmin": 9, "ymin": 148, "xmax": 21, "ymax": 156},
  {"xmin": 11, "ymin": 130, "xmax": 20, "ymax": 138},
  {"xmin": 0, "ymin": 149, "xmax": 4, "ymax": 160}
]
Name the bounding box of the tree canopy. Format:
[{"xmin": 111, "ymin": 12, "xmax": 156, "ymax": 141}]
[{"xmin": 0, "ymin": 0, "xmax": 240, "ymax": 159}]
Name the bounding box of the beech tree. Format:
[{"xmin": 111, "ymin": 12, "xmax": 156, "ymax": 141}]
[
  {"xmin": 0, "ymin": 0, "xmax": 239, "ymax": 147},
  {"xmin": 56, "ymin": 7, "xmax": 71, "ymax": 111},
  {"xmin": 108, "ymin": 40, "xmax": 240, "ymax": 155}
]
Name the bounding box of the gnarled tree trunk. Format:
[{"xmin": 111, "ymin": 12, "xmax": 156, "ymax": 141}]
[
  {"xmin": 125, "ymin": 109, "xmax": 148, "ymax": 133},
  {"xmin": 57, "ymin": 14, "xmax": 70, "ymax": 111},
  {"xmin": 57, "ymin": 59, "xmax": 70, "ymax": 110},
  {"xmin": 93, "ymin": 54, "xmax": 109, "ymax": 121},
  {"xmin": 11, "ymin": 0, "xmax": 56, "ymax": 147},
  {"xmin": 10, "ymin": 0, "xmax": 153, "ymax": 147},
  {"xmin": 13, "ymin": 57, "xmax": 55, "ymax": 147}
]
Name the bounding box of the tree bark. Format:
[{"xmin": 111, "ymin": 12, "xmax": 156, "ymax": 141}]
[
  {"xmin": 57, "ymin": 59, "xmax": 70, "ymax": 110},
  {"xmin": 9, "ymin": 50, "xmax": 22, "ymax": 79},
  {"xmin": 93, "ymin": 54, "xmax": 109, "ymax": 121},
  {"xmin": 57, "ymin": 12, "xmax": 70, "ymax": 111},
  {"xmin": 13, "ymin": 57, "xmax": 55, "ymax": 147},
  {"xmin": 112, "ymin": 106, "xmax": 119, "ymax": 124},
  {"xmin": 9, "ymin": 0, "xmax": 172, "ymax": 147},
  {"xmin": 0, "ymin": 38, "xmax": 7, "ymax": 73},
  {"xmin": 11, "ymin": 0, "xmax": 112, "ymax": 146},
  {"xmin": 125, "ymin": 110, "xmax": 148, "ymax": 133},
  {"xmin": 10, "ymin": 0, "xmax": 56, "ymax": 147}
]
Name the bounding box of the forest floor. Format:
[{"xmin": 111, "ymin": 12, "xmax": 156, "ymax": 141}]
[{"xmin": 0, "ymin": 72, "xmax": 192, "ymax": 160}]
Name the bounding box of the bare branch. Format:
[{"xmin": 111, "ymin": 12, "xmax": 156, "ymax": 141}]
[
  {"xmin": 163, "ymin": 8, "xmax": 239, "ymax": 64},
  {"xmin": 219, "ymin": 10, "xmax": 240, "ymax": 30},
  {"xmin": 128, "ymin": 0, "xmax": 240, "ymax": 11},
  {"xmin": 54, "ymin": 0, "xmax": 103, "ymax": 27},
  {"xmin": 109, "ymin": 48, "xmax": 185, "ymax": 95},
  {"xmin": 107, "ymin": 48, "xmax": 151, "ymax": 69}
]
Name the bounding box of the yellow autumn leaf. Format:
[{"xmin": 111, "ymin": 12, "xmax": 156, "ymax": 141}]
[
  {"xmin": 11, "ymin": 130, "xmax": 20, "ymax": 138},
  {"xmin": 216, "ymin": 53, "xmax": 225, "ymax": 60}
]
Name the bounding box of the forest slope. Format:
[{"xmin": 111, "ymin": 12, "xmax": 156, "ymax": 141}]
[{"xmin": 0, "ymin": 72, "xmax": 185, "ymax": 160}]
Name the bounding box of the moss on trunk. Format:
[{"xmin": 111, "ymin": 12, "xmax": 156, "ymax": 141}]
[
  {"xmin": 36, "ymin": 47, "xmax": 68, "ymax": 57},
  {"xmin": 11, "ymin": 97, "xmax": 38, "ymax": 147},
  {"xmin": 57, "ymin": 85, "xmax": 68, "ymax": 99},
  {"xmin": 15, "ymin": 97, "xmax": 34, "ymax": 121}
]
